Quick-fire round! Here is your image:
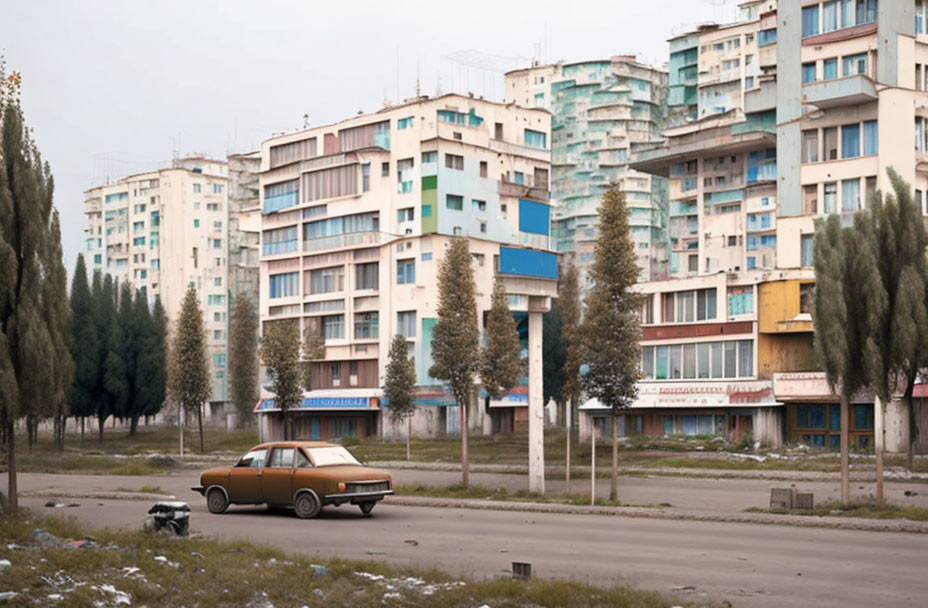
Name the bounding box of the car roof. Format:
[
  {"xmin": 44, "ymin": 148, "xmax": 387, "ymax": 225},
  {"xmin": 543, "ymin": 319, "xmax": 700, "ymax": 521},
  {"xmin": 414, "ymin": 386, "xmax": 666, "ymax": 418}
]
[{"xmin": 248, "ymin": 441, "xmax": 340, "ymax": 450}]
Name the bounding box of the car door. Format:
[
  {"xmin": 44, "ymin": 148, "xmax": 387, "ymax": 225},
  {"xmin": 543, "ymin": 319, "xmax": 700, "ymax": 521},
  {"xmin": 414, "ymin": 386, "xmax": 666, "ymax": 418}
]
[
  {"xmin": 229, "ymin": 447, "xmax": 266, "ymax": 502},
  {"xmin": 262, "ymin": 447, "xmax": 295, "ymax": 504}
]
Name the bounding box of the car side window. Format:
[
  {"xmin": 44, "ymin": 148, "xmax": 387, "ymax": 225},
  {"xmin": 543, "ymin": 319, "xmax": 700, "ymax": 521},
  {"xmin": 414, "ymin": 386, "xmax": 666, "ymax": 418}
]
[
  {"xmin": 296, "ymin": 449, "xmax": 312, "ymax": 468},
  {"xmin": 237, "ymin": 448, "xmax": 267, "ymax": 468},
  {"xmin": 269, "ymin": 448, "xmax": 294, "ymax": 469}
]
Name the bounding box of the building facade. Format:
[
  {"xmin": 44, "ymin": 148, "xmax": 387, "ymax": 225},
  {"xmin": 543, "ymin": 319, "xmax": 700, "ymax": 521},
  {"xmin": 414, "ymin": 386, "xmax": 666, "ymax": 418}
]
[
  {"xmin": 227, "ymin": 151, "xmax": 262, "ymax": 305},
  {"xmin": 254, "ymin": 94, "xmax": 558, "ymax": 444},
  {"xmin": 504, "ymin": 56, "xmax": 671, "ymax": 289},
  {"xmin": 84, "ymin": 157, "xmax": 237, "ymax": 417}
]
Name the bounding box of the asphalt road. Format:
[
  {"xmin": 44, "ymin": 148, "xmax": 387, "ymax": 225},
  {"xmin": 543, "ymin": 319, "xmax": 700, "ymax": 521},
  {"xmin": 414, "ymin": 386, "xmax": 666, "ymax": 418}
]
[{"xmin": 17, "ymin": 472, "xmax": 928, "ymax": 608}]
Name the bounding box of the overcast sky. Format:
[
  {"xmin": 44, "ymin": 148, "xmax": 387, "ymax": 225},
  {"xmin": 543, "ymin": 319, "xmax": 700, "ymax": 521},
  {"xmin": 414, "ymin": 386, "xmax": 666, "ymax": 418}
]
[{"xmin": 1, "ymin": 0, "xmax": 738, "ymax": 271}]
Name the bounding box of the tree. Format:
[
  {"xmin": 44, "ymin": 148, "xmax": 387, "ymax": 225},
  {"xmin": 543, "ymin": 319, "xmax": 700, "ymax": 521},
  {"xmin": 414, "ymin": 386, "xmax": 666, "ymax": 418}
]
[
  {"xmin": 104, "ymin": 282, "xmax": 135, "ymax": 430},
  {"xmin": 69, "ymin": 254, "xmax": 99, "ymax": 444},
  {"xmin": 143, "ymin": 296, "xmax": 168, "ymax": 424},
  {"xmin": 581, "ymin": 185, "xmax": 641, "ymax": 502},
  {"xmin": 558, "ymin": 264, "xmax": 582, "ymax": 492},
  {"xmin": 92, "ymin": 273, "xmax": 118, "ymax": 442},
  {"xmin": 260, "ymin": 319, "xmax": 303, "ymax": 441},
  {"xmin": 480, "ymin": 275, "xmax": 522, "ymax": 416},
  {"xmin": 0, "ymin": 68, "xmax": 72, "ymax": 510},
  {"xmin": 542, "ymin": 300, "xmax": 565, "ymax": 414},
  {"xmin": 229, "ymin": 295, "xmax": 259, "ymax": 427},
  {"xmin": 128, "ymin": 290, "xmax": 161, "ymax": 435},
  {"xmin": 813, "ymin": 213, "xmax": 885, "ymax": 504},
  {"xmin": 429, "ymin": 238, "xmax": 480, "ymax": 488},
  {"xmin": 383, "ymin": 334, "xmax": 417, "ymax": 460},
  {"xmin": 168, "ymin": 284, "xmax": 211, "ymax": 453},
  {"xmin": 43, "ymin": 210, "xmax": 74, "ymax": 452},
  {"xmin": 302, "ymin": 320, "xmax": 325, "ymax": 392}
]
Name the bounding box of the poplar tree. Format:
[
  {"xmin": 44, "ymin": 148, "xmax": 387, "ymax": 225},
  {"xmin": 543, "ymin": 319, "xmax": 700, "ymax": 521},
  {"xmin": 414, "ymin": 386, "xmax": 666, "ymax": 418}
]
[
  {"xmin": 480, "ymin": 275, "xmax": 522, "ymax": 415},
  {"xmin": 229, "ymin": 295, "xmax": 259, "ymax": 427},
  {"xmin": 383, "ymin": 334, "xmax": 416, "ymax": 460},
  {"xmin": 69, "ymin": 254, "xmax": 98, "ymax": 443},
  {"xmin": 558, "ymin": 264, "xmax": 582, "ymax": 492},
  {"xmin": 94, "ymin": 274, "xmax": 117, "ymax": 442},
  {"xmin": 813, "ymin": 213, "xmax": 885, "ymax": 504},
  {"xmin": 260, "ymin": 319, "xmax": 303, "ymax": 441},
  {"xmin": 581, "ymin": 184, "xmax": 641, "ymax": 502},
  {"xmin": 168, "ymin": 284, "xmax": 211, "ymax": 453},
  {"xmin": 129, "ymin": 290, "xmax": 159, "ymax": 435},
  {"xmin": 542, "ymin": 299, "xmax": 565, "ymax": 414},
  {"xmin": 104, "ymin": 282, "xmax": 135, "ymax": 428},
  {"xmin": 429, "ymin": 238, "xmax": 480, "ymax": 488},
  {"xmin": 44, "ymin": 210, "xmax": 73, "ymax": 452},
  {"xmin": 144, "ymin": 296, "xmax": 168, "ymax": 424},
  {"xmin": 0, "ymin": 64, "xmax": 72, "ymax": 509}
]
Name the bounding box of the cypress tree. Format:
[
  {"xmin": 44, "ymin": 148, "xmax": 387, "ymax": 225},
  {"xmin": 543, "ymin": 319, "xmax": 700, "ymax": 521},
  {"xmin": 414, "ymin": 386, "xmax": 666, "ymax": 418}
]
[
  {"xmin": 104, "ymin": 282, "xmax": 134, "ymax": 427},
  {"xmin": 69, "ymin": 254, "xmax": 98, "ymax": 444},
  {"xmin": 581, "ymin": 184, "xmax": 641, "ymax": 502},
  {"xmin": 542, "ymin": 299, "xmax": 565, "ymax": 414},
  {"xmin": 480, "ymin": 275, "xmax": 522, "ymax": 414},
  {"xmin": 94, "ymin": 274, "xmax": 117, "ymax": 442},
  {"xmin": 558, "ymin": 263, "xmax": 582, "ymax": 492},
  {"xmin": 144, "ymin": 296, "xmax": 168, "ymax": 424},
  {"xmin": 168, "ymin": 284, "xmax": 211, "ymax": 453},
  {"xmin": 44, "ymin": 210, "xmax": 74, "ymax": 452},
  {"xmin": 0, "ymin": 67, "xmax": 72, "ymax": 510},
  {"xmin": 383, "ymin": 334, "xmax": 417, "ymax": 460},
  {"xmin": 429, "ymin": 238, "xmax": 480, "ymax": 488},
  {"xmin": 229, "ymin": 295, "xmax": 259, "ymax": 427},
  {"xmin": 259, "ymin": 319, "xmax": 303, "ymax": 441},
  {"xmin": 128, "ymin": 290, "xmax": 155, "ymax": 435}
]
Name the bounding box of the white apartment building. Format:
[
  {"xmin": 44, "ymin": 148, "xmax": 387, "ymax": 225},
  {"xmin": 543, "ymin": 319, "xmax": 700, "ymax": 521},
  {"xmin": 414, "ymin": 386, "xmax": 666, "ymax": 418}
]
[
  {"xmin": 84, "ymin": 157, "xmax": 242, "ymax": 417},
  {"xmin": 255, "ymin": 94, "xmax": 558, "ymax": 448}
]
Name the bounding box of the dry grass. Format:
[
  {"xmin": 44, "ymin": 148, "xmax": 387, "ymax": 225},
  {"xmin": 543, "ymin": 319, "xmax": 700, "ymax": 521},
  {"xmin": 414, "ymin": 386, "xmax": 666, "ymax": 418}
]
[
  {"xmin": 395, "ymin": 483, "xmax": 672, "ymax": 509},
  {"xmin": 0, "ymin": 512, "xmax": 701, "ymax": 608},
  {"xmin": 746, "ymin": 498, "xmax": 928, "ymax": 521}
]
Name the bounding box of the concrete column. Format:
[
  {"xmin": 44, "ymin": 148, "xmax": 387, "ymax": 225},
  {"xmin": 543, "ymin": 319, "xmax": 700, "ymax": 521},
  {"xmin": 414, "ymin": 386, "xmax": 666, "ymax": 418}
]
[{"xmin": 528, "ymin": 310, "xmax": 545, "ymax": 494}]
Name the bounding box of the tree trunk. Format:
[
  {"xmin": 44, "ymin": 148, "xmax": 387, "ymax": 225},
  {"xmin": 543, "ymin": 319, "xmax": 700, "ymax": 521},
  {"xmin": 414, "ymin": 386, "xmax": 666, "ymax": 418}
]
[
  {"xmin": 460, "ymin": 396, "xmax": 469, "ymax": 489},
  {"xmin": 406, "ymin": 415, "xmax": 411, "ymax": 462},
  {"xmin": 26, "ymin": 417, "xmax": 33, "ymax": 455},
  {"xmin": 875, "ymin": 394, "xmax": 884, "ymax": 503},
  {"xmin": 98, "ymin": 415, "xmax": 105, "ymax": 444},
  {"xmin": 179, "ymin": 406, "xmax": 185, "ymax": 458},
  {"xmin": 840, "ymin": 392, "xmax": 850, "ymax": 505},
  {"xmin": 566, "ymin": 399, "xmax": 571, "ymax": 495},
  {"xmin": 610, "ymin": 414, "xmax": 618, "ymax": 502},
  {"xmin": 197, "ymin": 405, "xmax": 204, "ymax": 454},
  {"xmin": 80, "ymin": 417, "xmax": 85, "ymax": 446},
  {"xmin": 907, "ymin": 395, "xmax": 917, "ymax": 471},
  {"xmin": 590, "ymin": 422, "xmax": 596, "ymax": 506},
  {"xmin": 129, "ymin": 416, "xmax": 139, "ymax": 437},
  {"xmin": 6, "ymin": 420, "xmax": 16, "ymax": 513}
]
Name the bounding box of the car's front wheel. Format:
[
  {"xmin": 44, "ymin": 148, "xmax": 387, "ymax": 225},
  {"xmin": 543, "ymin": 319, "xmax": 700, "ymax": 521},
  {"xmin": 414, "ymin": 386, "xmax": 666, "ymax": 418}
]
[
  {"xmin": 294, "ymin": 492, "xmax": 322, "ymax": 519},
  {"xmin": 358, "ymin": 502, "xmax": 376, "ymax": 516},
  {"xmin": 206, "ymin": 487, "xmax": 228, "ymax": 514}
]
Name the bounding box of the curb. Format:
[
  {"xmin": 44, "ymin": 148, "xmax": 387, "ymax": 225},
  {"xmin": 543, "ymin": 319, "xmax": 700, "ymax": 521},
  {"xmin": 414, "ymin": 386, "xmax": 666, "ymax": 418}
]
[
  {"xmin": 22, "ymin": 490, "xmax": 176, "ymax": 502},
  {"xmin": 387, "ymin": 495, "xmax": 928, "ymax": 534}
]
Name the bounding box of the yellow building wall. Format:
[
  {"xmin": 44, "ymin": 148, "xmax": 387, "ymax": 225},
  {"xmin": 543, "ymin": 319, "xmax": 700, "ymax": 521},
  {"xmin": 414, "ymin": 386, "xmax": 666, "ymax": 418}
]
[
  {"xmin": 757, "ymin": 279, "xmax": 814, "ymax": 333},
  {"xmin": 757, "ymin": 333, "xmax": 816, "ymax": 379}
]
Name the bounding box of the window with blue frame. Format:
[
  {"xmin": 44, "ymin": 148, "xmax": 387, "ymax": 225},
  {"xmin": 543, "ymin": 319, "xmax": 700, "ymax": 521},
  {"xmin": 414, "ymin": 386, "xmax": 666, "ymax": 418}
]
[
  {"xmin": 747, "ymin": 148, "xmax": 776, "ymax": 183},
  {"xmin": 802, "ymin": 63, "xmax": 816, "ymax": 83},
  {"xmin": 133, "ymin": 237, "xmax": 145, "ymax": 246},
  {"xmin": 758, "ymin": 28, "xmax": 776, "ymax": 46},
  {"xmin": 262, "ymin": 226, "xmax": 297, "ymax": 255},
  {"xmin": 802, "ymin": 5, "xmax": 820, "ymax": 37},
  {"xmin": 437, "ymin": 110, "xmax": 465, "ymax": 125},
  {"xmin": 823, "ymin": 58, "xmax": 838, "ymax": 79},
  {"xmin": 747, "ymin": 256, "xmax": 756, "ymax": 270},
  {"xmin": 856, "ymin": 0, "xmax": 877, "ymax": 24},
  {"xmin": 524, "ymin": 129, "xmax": 546, "ymax": 149},
  {"xmin": 207, "ymin": 294, "xmax": 224, "ymax": 306},
  {"xmin": 842, "ymin": 178, "xmax": 861, "ymax": 211},
  {"xmin": 843, "ymin": 53, "xmax": 867, "ymax": 76},
  {"xmin": 513, "ymin": 172, "xmax": 524, "ymax": 185},
  {"xmin": 269, "ymin": 272, "xmax": 298, "ymax": 298},
  {"xmin": 841, "ymin": 123, "xmax": 860, "ymax": 158},
  {"xmin": 398, "ymin": 116, "xmax": 414, "ymax": 130},
  {"xmin": 94, "ymin": 254, "xmax": 102, "ymax": 265},
  {"xmin": 445, "ymin": 194, "xmax": 463, "ymax": 210},
  {"xmin": 801, "ymin": 234, "xmax": 815, "ymax": 267},
  {"xmin": 213, "ymin": 184, "xmax": 223, "ymax": 194},
  {"xmin": 823, "ymin": 1, "xmax": 838, "ymax": 32},
  {"xmin": 863, "ymin": 120, "xmax": 878, "ymax": 155},
  {"xmin": 213, "ymin": 353, "xmax": 226, "ymax": 368},
  {"xmin": 396, "ymin": 259, "xmax": 415, "ymax": 284},
  {"xmin": 263, "ymin": 179, "xmax": 299, "ymax": 214}
]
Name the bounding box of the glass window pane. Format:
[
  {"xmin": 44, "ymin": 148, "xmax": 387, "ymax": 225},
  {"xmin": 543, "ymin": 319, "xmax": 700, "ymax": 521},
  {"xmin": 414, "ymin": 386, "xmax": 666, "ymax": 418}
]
[
  {"xmin": 829, "ymin": 405, "xmax": 841, "ymax": 430},
  {"xmin": 809, "ymin": 406, "xmax": 826, "ymax": 429},
  {"xmin": 683, "ymin": 344, "xmax": 696, "ymax": 378},
  {"xmin": 841, "ymin": 123, "xmax": 860, "ymax": 159},
  {"xmin": 724, "ymin": 341, "xmax": 737, "ymax": 378},
  {"xmin": 738, "ymin": 340, "xmax": 753, "ymax": 377},
  {"xmin": 669, "ymin": 345, "xmax": 683, "ymax": 379},
  {"xmin": 706, "ymin": 288, "xmax": 717, "ymax": 319},
  {"xmin": 824, "ymin": 58, "xmax": 837, "ymax": 80},
  {"xmin": 697, "ymin": 343, "xmax": 710, "ymax": 378},
  {"xmin": 641, "ymin": 346, "xmax": 654, "ymax": 379},
  {"xmin": 656, "ymin": 346, "xmax": 669, "ymax": 379},
  {"xmin": 711, "ymin": 343, "xmax": 723, "ymax": 378}
]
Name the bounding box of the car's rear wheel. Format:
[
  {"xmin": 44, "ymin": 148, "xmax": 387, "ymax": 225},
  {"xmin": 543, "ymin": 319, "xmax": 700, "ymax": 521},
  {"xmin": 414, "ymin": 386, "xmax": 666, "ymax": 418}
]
[
  {"xmin": 358, "ymin": 502, "xmax": 376, "ymax": 516},
  {"xmin": 206, "ymin": 487, "xmax": 228, "ymax": 514},
  {"xmin": 294, "ymin": 492, "xmax": 321, "ymax": 519}
]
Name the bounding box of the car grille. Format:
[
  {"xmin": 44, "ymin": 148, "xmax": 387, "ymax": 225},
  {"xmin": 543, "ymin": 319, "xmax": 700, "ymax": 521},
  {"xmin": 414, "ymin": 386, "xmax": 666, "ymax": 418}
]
[{"xmin": 346, "ymin": 481, "xmax": 390, "ymax": 494}]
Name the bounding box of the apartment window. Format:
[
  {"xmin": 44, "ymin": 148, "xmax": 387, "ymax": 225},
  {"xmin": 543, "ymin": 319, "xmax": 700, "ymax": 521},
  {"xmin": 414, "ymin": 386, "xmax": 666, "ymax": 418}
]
[
  {"xmin": 422, "ymin": 151, "xmax": 437, "ymax": 164},
  {"xmin": 863, "ymin": 120, "xmax": 878, "ymax": 155},
  {"xmin": 381, "ymin": 162, "xmax": 389, "ymax": 177},
  {"xmin": 745, "ymin": 76, "xmax": 755, "ymax": 89},
  {"xmin": 803, "ymin": 185, "xmax": 818, "ymax": 215},
  {"xmin": 446, "ymin": 194, "xmax": 463, "ymax": 210},
  {"xmin": 362, "ymin": 163, "xmax": 370, "ymax": 192},
  {"xmin": 841, "ymin": 123, "xmax": 860, "ymax": 159},
  {"xmin": 398, "ymin": 116, "xmax": 414, "ymax": 130},
  {"xmin": 269, "ymin": 272, "xmax": 298, "ymax": 299},
  {"xmin": 354, "ymin": 312, "xmax": 379, "ymax": 339},
  {"xmin": 193, "ymin": 219, "xmax": 200, "ymax": 228},
  {"xmin": 494, "ymin": 123, "xmax": 504, "ymax": 139},
  {"xmin": 213, "ymin": 330, "xmax": 223, "ymax": 341},
  {"xmin": 645, "ymin": 339, "xmax": 753, "ymax": 380},
  {"xmin": 823, "ymin": 1, "xmax": 839, "ymax": 32},
  {"xmin": 213, "ymin": 238, "xmax": 222, "ymax": 249},
  {"xmin": 398, "ymin": 158, "xmax": 414, "ymax": 193},
  {"xmin": 843, "ymin": 53, "xmax": 867, "ymax": 76},
  {"xmin": 824, "ymin": 182, "xmax": 837, "ymax": 213},
  {"xmin": 397, "ymin": 259, "xmax": 415, "ymax": 284},
  {"xmin": 397, "ymin": 207, "xmax": 414, "ymax": 223},
  {"xmin": 800, "ymin": 283, "xmax": 815, "ymax": 315},
  {"xmin": 801, "ymin": 234, "xmax": 815, "ymax": 267},
  {"xmin": 207, "ymin": 294, "xmax": 224, "ymax": 306},
  {"xmin": 842, "ymin": 178, "xmax": 860, "ymax": 212},
  {"xmin": 213, "ymin": 353, "xmax": 226, "ymax": 368},
  {"xmin": 397, "ymin": 311, "xmax": 416, "ymax": 338},
  {"xmin": 472, "ymin": 199, "xmax": 486, "ymax": 212},
  {"xmin": 213, "ymin": 277, "xmax": 222, "ymax": 287},
  {"xmin": 857, "ymin": 0, "xmax": 876, "ymax": 24},
  {"xmin": 356, "ymin": 262, "xmax": 379, "ymax": 290},
  {"xmin": 802, "ymin": 63, "xmax": 816, "ymax": 83},
  {"xmin": 802, "ymin": 130, "xmax": 819, "ymax": 163},
  {"xmin": 524, "ymin": 129, "xmax": 546, "ymax": 149},
  {"xmin": 727, "ymin": 235, "xmax": 737, "ymax": 246},
  {"xmin": 479, "ymin": 161, "xmax": 488, "ymax": 178},
  {"xmin": 824, "ymin": 58, "xmax": 838, "ymax": 79},
  {"xmin": 802, "ymin": 5, "xmax": 819, "ymax": 37},
  {"xmin": 323, "ymin": 315, "xmax": 344, "ymax": 340},
  {"xmin": 213, "ymin": 184, "xmax": 223, "ymax": 194},
  {"xmin": 193, "ymin": 183, "xmax": 201, "ymax": 193},
  {"xmin": 133, "ymin": 237, "xmax": 145, "ymax": 246},
  {"xmin": 444, "ymin": 154, "xmax": 464, "ymax": 170},
  {"xmin": 662, "ymin": 288, "xmax": 717, "ymax": 323},
  {"xmin": 688, "ymin": 254, "xmax": 698, "ymax": 273},
  {"xmin": 310, "ymin": 266, "xmax": 345, "ymax": 294},
  {"xmin": 823, "ymin": 127, "xmax": 838, "ymax": 160}
]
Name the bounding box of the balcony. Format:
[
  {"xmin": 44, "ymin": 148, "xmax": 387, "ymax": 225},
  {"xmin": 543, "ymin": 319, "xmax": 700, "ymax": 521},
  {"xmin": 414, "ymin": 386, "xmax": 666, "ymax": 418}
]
[
  {"xmin": 744, "ymin": 81, "xmax": 776, "ymax": 114},
  {"xmin": 302, "ymin": 230, "xmax": 381, "ymax": 253},
  {"xmin": 802, "ymin": 75, "xmax": 877, "ymax": 110},
  {"xmin": 499, "ymin": 180, "xmax": 549, "ymax": 201}
]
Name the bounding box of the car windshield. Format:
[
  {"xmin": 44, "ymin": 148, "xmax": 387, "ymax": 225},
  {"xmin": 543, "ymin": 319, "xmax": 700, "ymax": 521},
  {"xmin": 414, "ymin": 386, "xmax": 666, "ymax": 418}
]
[{"xmin": 307, "ymin": 446, "xmax": 361, "ymax": 467}]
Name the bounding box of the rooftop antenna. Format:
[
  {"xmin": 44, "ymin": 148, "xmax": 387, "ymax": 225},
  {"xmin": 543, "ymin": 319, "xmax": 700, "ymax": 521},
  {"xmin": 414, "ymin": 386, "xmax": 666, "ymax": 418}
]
[{"xmin": 302, "ymin": 113, "xmax": 310, "ymax": 129}]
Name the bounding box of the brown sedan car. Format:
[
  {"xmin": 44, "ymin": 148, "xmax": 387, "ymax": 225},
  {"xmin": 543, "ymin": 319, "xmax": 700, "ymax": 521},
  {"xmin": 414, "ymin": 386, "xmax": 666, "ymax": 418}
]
[{"xmin": 192, "ymin": 441, "xmax": 393, "ymax": 518}]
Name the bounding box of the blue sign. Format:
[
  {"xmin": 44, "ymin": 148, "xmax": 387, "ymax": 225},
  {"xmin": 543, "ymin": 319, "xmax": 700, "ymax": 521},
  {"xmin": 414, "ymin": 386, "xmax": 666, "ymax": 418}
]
[{"xmin": 255, "ymin": 397, "xmax": 371, "ymax": 412}]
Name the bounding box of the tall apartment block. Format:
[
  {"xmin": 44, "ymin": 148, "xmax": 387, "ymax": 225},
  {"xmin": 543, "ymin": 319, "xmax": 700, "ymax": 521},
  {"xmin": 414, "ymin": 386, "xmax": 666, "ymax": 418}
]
[
  {"xmin": 254, "ymin": 94, "xmax": 558, "ymax": 448},
  {"xmin": 228, "ymin": 151, "xmax": 262, "ymax": 304},
  {"xmin": 84, "ymin": 156, "xmax": 258, "ymax": 419},
  {"xmin": 579, "ymin": 0, "xmax": 928, "ymax": 454},
  {"xmin": 504, "ymin": 56, "xmax": 671, "ymax": 287}
]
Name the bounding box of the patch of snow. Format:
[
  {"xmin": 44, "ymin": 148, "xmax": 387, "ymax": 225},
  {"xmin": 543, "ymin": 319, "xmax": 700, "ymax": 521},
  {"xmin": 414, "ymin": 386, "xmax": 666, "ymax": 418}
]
[{"xmin": 0, "ymin": 560, "xmax": 10, "ymax": 568}]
